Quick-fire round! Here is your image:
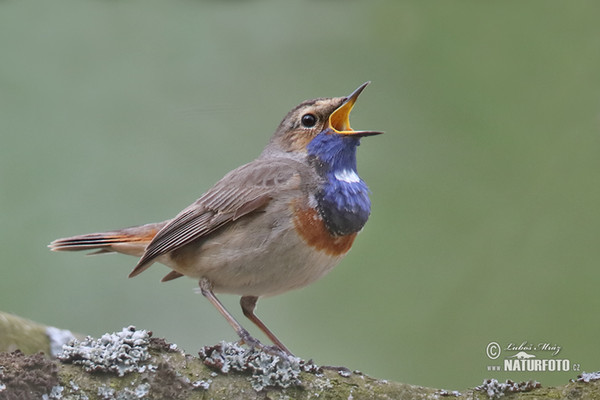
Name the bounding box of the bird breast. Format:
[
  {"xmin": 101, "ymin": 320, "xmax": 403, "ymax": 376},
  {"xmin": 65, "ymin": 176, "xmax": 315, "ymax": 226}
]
[{"xmin": 166, "ymin": 195, "xmax": 349, "ymax": 297}]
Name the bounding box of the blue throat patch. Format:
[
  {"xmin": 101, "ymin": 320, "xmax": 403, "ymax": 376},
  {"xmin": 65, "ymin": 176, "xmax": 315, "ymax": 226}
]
[{"xmin": 307, "ymin": 131, "xmax": 371, "ymax": 236}]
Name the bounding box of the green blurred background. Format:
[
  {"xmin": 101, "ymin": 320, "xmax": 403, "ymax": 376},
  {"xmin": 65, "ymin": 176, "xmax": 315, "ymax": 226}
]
[{"xmin": 1, "ymin": 0, "xmax": 599, "ymax": 391}]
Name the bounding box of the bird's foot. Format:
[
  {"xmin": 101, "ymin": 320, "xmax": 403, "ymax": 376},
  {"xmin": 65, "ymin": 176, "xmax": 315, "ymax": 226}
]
[{"xmin": 237, "ymin": 330, "xmax": 292, "ymax": 359}]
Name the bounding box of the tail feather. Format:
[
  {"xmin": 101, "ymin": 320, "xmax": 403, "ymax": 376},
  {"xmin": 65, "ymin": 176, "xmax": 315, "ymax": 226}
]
[
  {"xmin": 49, "ymin": 233, "xmax": 131, "ymax": 252},
  {"xmin": 49, "ymin": 222, "xmax": 166, "ymax": 258},
  {"xmin": 87, "ymin": 248, "xmax": 116, "ymax": 255}
]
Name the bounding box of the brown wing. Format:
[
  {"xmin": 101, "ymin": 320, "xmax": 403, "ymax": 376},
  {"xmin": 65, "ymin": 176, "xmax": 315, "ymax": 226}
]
[{"xmin": 129, "ymin": 158, "xmax": 308, "ymax": 277}]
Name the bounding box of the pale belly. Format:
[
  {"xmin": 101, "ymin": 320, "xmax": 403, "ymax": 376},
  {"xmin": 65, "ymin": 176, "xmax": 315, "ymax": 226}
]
[{"xmin": 165, "ymin": 209, "xmax": 347, "ymax": 297}]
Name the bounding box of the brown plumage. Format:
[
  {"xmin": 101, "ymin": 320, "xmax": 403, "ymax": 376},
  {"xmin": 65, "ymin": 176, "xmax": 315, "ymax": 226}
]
[{"xmin": 49, "ymin": 82, "xmax": 382, "ymax": 357}]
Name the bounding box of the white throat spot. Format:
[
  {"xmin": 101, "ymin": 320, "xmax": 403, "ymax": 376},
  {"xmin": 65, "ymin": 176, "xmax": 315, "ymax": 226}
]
[{"xmin": 334, "ymin": 169, "xmax": 360, "ymax": 183}]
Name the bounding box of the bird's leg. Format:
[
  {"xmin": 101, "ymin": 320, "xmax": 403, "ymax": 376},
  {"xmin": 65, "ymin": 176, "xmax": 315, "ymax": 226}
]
[
  {"xmin": 198, "ymin": 278, "xmax": 259, "ymax": 347},
  {"xmin": 198, "ymin": 278, "xmax": 287, "ymax": 358},
  {"xmin": 240, "ymin": 295, "xmax": 293, "ymax": 356}
]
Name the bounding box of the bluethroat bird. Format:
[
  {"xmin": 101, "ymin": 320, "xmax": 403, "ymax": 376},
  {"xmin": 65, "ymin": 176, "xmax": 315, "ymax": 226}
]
[{"xmin": 49, "ymin": 82, "xmax": 382, "ymax": 356}]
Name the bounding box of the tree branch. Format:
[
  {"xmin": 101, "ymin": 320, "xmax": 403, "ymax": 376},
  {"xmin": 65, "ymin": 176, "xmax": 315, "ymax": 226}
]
[{"xmin": 0, "ymin": 311, "xmax": 598, "ymax": 399}]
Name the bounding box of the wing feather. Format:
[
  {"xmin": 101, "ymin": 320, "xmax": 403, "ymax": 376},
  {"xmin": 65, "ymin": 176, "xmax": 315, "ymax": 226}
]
[{"xmin": 129, "ymin": 158, "xmax": 307, "ymax": 277}]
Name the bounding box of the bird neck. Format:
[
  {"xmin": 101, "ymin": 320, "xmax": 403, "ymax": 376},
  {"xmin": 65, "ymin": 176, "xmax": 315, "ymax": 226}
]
[{"xmin": 307, "ymin": 133, "xmax": 371, "ymax": 236}]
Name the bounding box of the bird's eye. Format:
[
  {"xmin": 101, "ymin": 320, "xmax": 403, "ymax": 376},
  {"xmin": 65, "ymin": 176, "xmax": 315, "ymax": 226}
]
[{"xmin": 301, "ymin": 113, "xmax": 317, "ymax": 128}]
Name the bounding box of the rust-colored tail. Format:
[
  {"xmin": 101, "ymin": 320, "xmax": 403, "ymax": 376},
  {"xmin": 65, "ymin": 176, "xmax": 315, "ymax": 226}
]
[{"xmin": 49, "ymin": 222, "xmax": 166, "ymax": 258}]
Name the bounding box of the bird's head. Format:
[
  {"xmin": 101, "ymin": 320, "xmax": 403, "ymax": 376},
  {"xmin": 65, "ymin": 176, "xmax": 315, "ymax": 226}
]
[
  {"xmin": 265, "ymin": 82, "xmax": 382, "ymax": 236},
  {"xmin": 265, "ymin": 82, "xmax": 383, "ymax": 161}
]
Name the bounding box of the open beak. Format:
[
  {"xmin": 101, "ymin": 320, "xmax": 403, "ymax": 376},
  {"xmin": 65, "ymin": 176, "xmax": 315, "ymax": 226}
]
[{"xmin": 328, "ymin": 81, "xmax": 384, "ymax": 137}]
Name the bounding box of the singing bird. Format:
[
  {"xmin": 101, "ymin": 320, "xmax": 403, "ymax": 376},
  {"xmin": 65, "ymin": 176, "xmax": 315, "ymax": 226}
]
[{"xmin": 50, "ymin": 82, "xmax": 382, "ymax": 356}]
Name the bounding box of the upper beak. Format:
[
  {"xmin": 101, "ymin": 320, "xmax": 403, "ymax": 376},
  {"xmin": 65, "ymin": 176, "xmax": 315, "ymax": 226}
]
[{"xmin": 328, "ymin": 81, "xmax": 384, "ymax": 137}]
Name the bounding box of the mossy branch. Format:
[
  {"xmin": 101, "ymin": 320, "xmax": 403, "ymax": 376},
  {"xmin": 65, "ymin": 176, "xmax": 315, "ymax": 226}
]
[{"xmin": 1, "ymin": 311, "xmax": 599, "ymax": 400}]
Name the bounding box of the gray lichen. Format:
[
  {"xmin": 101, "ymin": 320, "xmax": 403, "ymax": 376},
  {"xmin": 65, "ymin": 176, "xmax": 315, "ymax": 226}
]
[
  {"xmin": 97, "ymin": 382, "xmax": 151, "ymax": 400},
  {"xmin": 97, "ymin": 385, "xmax": 115, "ymax": 399},
  {"xmin": 436, "ymin": 389, "xmax": 462, "ymax": 397},
  {"xmin": 46, "ymin": 326, "xmax": 77, "ymax": 357},
  {"xmin": 57, "ymin": 326, "xmax": 152, "ymax": 377},
  {"xmin": 199, "ymin": 341, "xmax": 317, "ymax": 391},
  {"xmin": 474, "ymin": 378, "xmax": 541, "ymax": 398},
  {"xmin": 191, "ymin": 379, "xmax": 212, "ymax": 390},
  {"xmin": 42, "ymin": 385, "xmax": 64, "ymax": 399},
  {"xmin": 573, "ymin": 371, "xmax": 600, "ymax": 383},
  {"xmin": 133, "ymin": 382, "xmax": 151, "ymax": 398}
]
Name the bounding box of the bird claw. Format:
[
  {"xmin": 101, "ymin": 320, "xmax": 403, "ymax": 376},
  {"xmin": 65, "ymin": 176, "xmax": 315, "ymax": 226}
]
[
  {"xmin": 237, "ymin": 331, "xmax": 294, "ymax": 359},
  {"xmin": 263, "ymin": 344, "xmax": 293, "ymax": 359},
  {"xmin": 238, "ymin": 339, "xmax": 291, "ymax": 359}
]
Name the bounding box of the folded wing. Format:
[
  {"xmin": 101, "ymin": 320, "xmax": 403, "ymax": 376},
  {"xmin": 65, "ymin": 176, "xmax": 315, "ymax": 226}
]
[{"xmin": 129, "ymin": 158, "xmax": 307, "ymax": 277}]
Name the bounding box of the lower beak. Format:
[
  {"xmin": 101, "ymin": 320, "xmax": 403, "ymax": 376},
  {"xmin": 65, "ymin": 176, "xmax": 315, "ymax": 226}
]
[{"xmin": 328, "ymin": 81, "xmax": 384, "ymax": 137}]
